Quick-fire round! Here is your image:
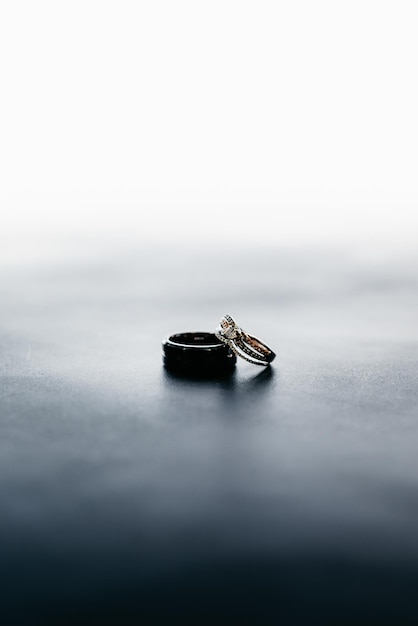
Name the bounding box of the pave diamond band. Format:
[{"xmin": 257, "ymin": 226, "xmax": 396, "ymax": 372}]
[{"xmin": 215, "ymin": 315, "xmax": 275, "ymax": 366}]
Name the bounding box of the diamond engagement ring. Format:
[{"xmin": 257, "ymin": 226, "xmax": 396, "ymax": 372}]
[{"xmin": 215, "ymin": 315, "xmax": 276, "ymax": 366}]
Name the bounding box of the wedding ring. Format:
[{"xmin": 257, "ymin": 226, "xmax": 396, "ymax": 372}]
[
  {"xmin": 163, "ymin": 331, "xmax": 236, "ymax": 373},
  {"xmin": 215, "ymin": 315, "xmax": 275, "ymax": 366}
]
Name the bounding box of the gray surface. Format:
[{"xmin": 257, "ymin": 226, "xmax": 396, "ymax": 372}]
[{"xmin": 1, "ymin": 245, "xmax": 418, "ymax": 625}]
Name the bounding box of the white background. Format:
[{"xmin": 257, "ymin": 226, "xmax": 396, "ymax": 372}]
[{"xmin": 1, "ymin": 1, "xmax": 417, "ymax": 264}]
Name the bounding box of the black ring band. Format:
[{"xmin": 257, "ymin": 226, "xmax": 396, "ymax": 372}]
[{"xmin": 163, "ymin": 332, "xmax": 236, "ymax": 373}]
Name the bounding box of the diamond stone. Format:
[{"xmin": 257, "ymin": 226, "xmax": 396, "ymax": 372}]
[{"xmin": 219, "ymin": 316, "xmax": 238, "ymax": 339}]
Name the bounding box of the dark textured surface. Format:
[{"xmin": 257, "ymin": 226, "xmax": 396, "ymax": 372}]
[{"xmin": 1, "ymin": 245, "xmax": 418, "ymax": 625}]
